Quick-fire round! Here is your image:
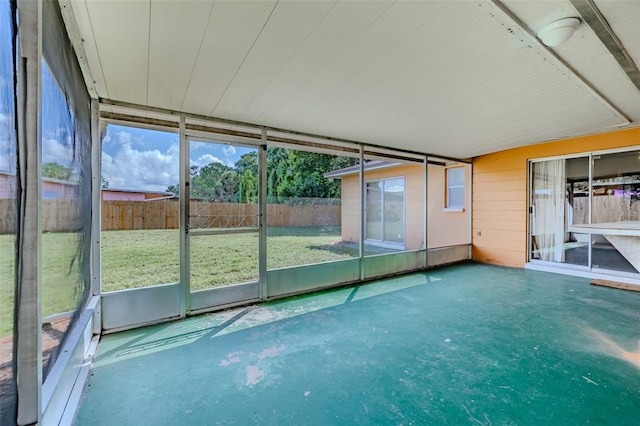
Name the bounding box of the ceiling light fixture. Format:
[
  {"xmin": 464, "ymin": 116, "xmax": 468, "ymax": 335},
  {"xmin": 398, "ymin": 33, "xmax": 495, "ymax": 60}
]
[{"xmin": 538, "ymin": 17, "xmax": 581, "ymax": 47}]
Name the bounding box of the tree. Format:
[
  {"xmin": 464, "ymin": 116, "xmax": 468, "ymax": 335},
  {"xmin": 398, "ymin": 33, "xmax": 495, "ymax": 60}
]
[
  {"xmin": 238, "ymin": 169, "xmax": 257, "ymax": 203},
  {"xmin": 235, "ymin": 152, "xmax": 258, "ymax": 177},
  {"xmin": 164, "ymin": 148, "xmax": 357, "ymax": 204},
  {"xmin": 42, "ymin": 162, "xmax": 72, "ymax": 180},
  {"xmin": 191, "ymin": 162, "xmax": 237, "ymax": 202},
  {"xmin": 101, "ymin": 177, "xmax": 109, "ymax": 189}
]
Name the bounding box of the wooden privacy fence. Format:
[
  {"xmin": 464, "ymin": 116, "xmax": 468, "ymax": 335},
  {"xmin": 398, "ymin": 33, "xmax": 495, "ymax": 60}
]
[
  {"xmin": 102, "ymin": 200, "xmax": 341, "ymax": 231},
  {"xmin": 572, "ymin": 196, "xmax": 640, "ymax": 224},
  {"xmin": 0, "ymin": 199, "xmax": 84, "ymax": 233}
]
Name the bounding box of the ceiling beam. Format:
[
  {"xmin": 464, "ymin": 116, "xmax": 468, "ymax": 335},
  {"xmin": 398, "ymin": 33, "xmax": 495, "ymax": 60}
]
[{"xmin": 570, "ymin": 0, "xmax": 640, "ymax": 93}]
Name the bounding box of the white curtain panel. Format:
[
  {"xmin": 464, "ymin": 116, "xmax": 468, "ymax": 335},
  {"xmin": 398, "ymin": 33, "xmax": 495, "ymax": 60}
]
[{"xmin": 533, "ymin": 159, "xmax": 565, "ymax": 262}]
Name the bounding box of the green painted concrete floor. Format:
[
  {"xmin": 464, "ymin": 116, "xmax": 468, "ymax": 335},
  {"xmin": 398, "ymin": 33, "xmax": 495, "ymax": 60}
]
[{"xmin": 75, "ymin": 263, "xmax": 640, "ymax": 425}]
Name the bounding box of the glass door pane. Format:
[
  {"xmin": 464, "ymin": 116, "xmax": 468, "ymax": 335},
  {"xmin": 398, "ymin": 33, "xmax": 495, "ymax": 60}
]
[
  {"xmin": 530, "ymin": 159, "xmax": 565, "ymax": 262},
  {"xmin": 564, "ymin": 157, "xmax": 589, "ymax": 266},
  {"xmin": 188, "ymin": 140, "xmax": 260, "ymax": 291},
  {"xmin": 591, "ymin": 151, "xmax": 640, "ymax": 274},
  {"xmin": 365, "ymin": 181, "xmax": 383, "ymax": 241},
  {"xmin": 383, "ymin": 178, "xmax": 405, "ymax": 244}
]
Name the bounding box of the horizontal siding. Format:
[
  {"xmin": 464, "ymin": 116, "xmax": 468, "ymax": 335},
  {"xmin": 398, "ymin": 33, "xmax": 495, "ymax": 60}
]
[
  {"xmin": 472, "ymin": 246, "xmax": 525, "ymax": 268},
  {"xmin": 473, "ymin": 210, "xmax": 525, "ymax": 222},
  {"xmin": 473, "ymin": 179, "xmax": 526, "ymax": 192},
  {"xmin": 472, "ymin": 127, "xmax": 640, "ymax": 268},
  {"xmin": 473, "ymin": 235, "xmax": 525, "ymax": 252},
  {"xmin": 474, "ymin": 200, "xmax": 526, "ymax": 212},
  {"xmin": 473, "ymin": 219, "xmax": 525, "ymax": 232},
  {"xmin": 474, "ymin": 228, "xmax": 527, "ymax": 244},
  {"xmin": 472, "ymin": 189, "xmax": 525, "ymax": 202},
  {"xmin": 473, "ymin": 168, "xmax": 525, "ymax": 183}
]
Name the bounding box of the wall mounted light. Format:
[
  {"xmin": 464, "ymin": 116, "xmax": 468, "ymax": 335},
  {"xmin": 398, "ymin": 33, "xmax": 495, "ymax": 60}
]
[{"xmin": 538, "ymin": 17, "xmax": 581, "ymax": 47}]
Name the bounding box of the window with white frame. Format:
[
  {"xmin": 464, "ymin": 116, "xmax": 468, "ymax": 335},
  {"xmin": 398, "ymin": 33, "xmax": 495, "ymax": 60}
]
[
  {"xmin": 446, "ymin": 167, "xmax": 465, "ymax": 210},
  {"xmin": 365, "ymin": 177, "xmax": 406, "ymax": 246}
]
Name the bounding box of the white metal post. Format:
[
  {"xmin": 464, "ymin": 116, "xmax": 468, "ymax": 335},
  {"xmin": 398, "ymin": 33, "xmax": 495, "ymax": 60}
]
[
  {"xmin": 259, "ymin": 129, "xmax": 268, "ymax": 300},
  {"xmin": 90, "ymin": 99, "xmax": 102, "ymax": 333},
  {"xmin": 179, "ymin": 116, "xmax": 189, "ymax": 316},
  {"xmin": 424, "ymin": 156, "xmax": 428, "ymax": 268},
  {"xmin": 359, "ymin": 145, "xmax": 365, "ymax": 279}
]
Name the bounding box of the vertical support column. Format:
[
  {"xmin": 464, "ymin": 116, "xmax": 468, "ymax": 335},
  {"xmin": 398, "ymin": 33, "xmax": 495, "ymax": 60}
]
[
  {"xmin": 423, "ymin": 156, "xmax": 428, "ymax": 268},
  {"xmin": 179, "ymin": 116, "xmax": 189, "ymax": 316},
  {"xmin": 90, "ymin": 98, "xmax": 101, "ymax": 333},
  {"xmin": 527, "ymin": 161, "xmax": 532, "ymax": 262},
  {"xmin": 467, "ymin": 162, "xmax": 473, "ymax": 259},
  {"xmin": 15, "ymin": 0, "xmax": 42, "ymax": 423},
  {"xmin": 359, "ymin": 145, "xmax": 365, "ymax": 279},
  {"xmin": 259, "ymin": 129, "xmax": 268, "ymax": 300},
  {"xmin": 588, "ymin": 154, "xmax": 593, "ymax": 270}
]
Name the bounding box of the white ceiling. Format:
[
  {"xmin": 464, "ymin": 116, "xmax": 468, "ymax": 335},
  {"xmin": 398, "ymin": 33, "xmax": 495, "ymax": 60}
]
[{"xmin": 67, "ymin": 0, "xmax": 640, "ymax": 159}]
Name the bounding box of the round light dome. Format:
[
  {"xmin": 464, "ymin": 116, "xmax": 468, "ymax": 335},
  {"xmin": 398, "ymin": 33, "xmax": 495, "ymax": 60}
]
[{"xmin": 538, "ymin": 17, "xmax": 581, "ymax": 47}]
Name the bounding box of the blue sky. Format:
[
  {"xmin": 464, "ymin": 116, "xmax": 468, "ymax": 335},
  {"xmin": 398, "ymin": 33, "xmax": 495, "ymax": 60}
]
[
  {"xmin": 0, "ymin": 5, "xmax": 15, "ymax": 173},
  {"xmin": 102, "ymin": 124, "xmax": 254, "ymax": 192}
]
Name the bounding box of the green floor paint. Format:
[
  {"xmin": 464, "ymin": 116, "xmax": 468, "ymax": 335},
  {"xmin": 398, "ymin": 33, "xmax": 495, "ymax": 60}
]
[{"xmin": 75, "ymin": 263, "xmax": 640, "ymax": 425}]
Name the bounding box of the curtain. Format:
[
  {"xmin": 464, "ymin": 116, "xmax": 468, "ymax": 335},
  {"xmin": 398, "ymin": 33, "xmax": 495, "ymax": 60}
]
[{"xmin": 533, "ymin": 159, "xmax": 565, "ymax": 262}]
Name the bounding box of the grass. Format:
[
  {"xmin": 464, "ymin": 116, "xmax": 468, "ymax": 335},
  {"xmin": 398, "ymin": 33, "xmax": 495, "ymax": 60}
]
[
  {"xmin": 102, "ymin": 227, "xmax": 358, "ymax": 292},
  {"xmin": 0, "ymin": 226, "xmax": 401, "ymax": 336},
  {"xmin": 1, "ymin": 232, "xmax": 86, "ymax": 337}
]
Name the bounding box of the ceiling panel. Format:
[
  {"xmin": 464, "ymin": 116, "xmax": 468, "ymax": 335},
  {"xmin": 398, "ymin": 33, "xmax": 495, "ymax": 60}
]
[
  {"xmin": 212, "ymin": 0, "xmax": 339, "ymax": 118},
  {"xmin": 69, "ymin": 0, "xmax": 640, "ymax": 159},
  {"xmin": 595, "ymin": 0, "xmax": 640, "ymax": 69},
  {"xmin": 266, "ymin": 1, "xmax": 450, "ymax": 126},
  {"xmin": 68, "ymin": 0, "xmax": 107, "ymax": 98},
  {"xmin": 147, "ymin": 1, "xmax": 213, "ymax": 111},
  {"xmin": 234, "ymin": 1, "xmax": 626, "ymax": 156},
  {"xmin": 179, "ymin": 0, "xmax": 277, "ymax": 115},
  {"xmin": 241, "ymin": 0, "xmax": 395, "ymax": 123},
  {"xmin": 504, "ymin": 0, "xmax": 640, "ymax": 122},
  {"xmin": 82, "ymin": 0, "xmax": 150, "ymax": 103}
]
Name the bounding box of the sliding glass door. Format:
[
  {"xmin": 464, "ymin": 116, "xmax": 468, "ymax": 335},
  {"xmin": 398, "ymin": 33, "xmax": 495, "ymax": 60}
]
[{"xmin": 530, "ymin": 149, "xmax": 640, "ymax": 277}]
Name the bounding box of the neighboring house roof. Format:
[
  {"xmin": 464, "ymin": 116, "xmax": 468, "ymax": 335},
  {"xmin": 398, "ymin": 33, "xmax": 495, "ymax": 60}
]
[
  {"xmin": 323, "ymin": 161, "xmax": 400, "ymax": 179},
  {"xmin": 43, "ymin": 176, "xmax": 78, "ymax": 186},
  {"xmin": 102, "ymin": 188, "xmax": 173, "ymax": 196}
]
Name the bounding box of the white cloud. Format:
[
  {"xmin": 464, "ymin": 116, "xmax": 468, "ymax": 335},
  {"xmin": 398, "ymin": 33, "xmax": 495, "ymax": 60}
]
[
  {"xmin": 42, "ymin": 137, "xmax": 74, "ymax": 168},
  {"xmin": 223, "ymin": 145, "xmax": 236, "ymax": 157},
  {"xmin": 190, "ymin": 154, "xmax": 223, "ymax": 169},
  {"xmin": 101, "ymin": 132, "xmax": 180, "ymax": 192}
]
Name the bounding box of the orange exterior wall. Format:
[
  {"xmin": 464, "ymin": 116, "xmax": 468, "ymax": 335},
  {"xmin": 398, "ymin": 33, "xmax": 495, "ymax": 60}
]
[
  {"xmin": 472, "ymin": 127, "xmax": 640, "ymax": 268},
  {"xmin": 339, "ymin": 163, "xmax": 470, "ymax": 250}
]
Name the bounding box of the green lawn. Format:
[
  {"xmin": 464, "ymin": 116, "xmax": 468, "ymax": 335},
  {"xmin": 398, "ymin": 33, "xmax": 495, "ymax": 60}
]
[
  {"xmin": 102, "ymin": 227, "xmax": 358, "ymax": 292},
  {"xmin": 0, "ymin": 226, "xmax": 392, "ymax": 336},
  {"xmin": 1, "ymin": 232, "xmax": 86, "ymax": 337}
]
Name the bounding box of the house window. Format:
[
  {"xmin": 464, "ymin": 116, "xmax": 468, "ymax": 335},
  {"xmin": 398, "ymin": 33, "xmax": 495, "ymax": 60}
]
[
  {"xmin": 366, "ymin": 177, "xmax": 405, "ymax": 246},
  {"xmin": 446, "ymin": 167, "xmax": 465, "ymax": 211}
]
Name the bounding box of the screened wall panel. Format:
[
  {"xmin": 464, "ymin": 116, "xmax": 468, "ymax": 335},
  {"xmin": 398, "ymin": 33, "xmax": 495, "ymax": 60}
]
[
  {"xmin": 0, "ymin": 0, "xmax": 17, "ymax": 422},
  {"xmin": 100, "ymin": 124, "xmax": 180, "ymax": 291},
  {"xmin": 427, "ymin": 163, "xmax": 471, "ymax": 249},
  {"xmin": 266, "ymin": 145, "xmax": 360, "ymax": 270},
  {"xmin": 355, "ymin": 151, "xmax": 425, "ymax": 256},
  {"xmin": 41, "ymin": 0, "xmax": 93, "ymax": 382}
]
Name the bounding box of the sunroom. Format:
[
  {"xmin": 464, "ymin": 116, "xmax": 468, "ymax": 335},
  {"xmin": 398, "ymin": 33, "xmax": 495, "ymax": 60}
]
[{"xmin": 2, "ymin": 0, "xmax": 639, "ymax": 424}]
